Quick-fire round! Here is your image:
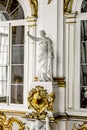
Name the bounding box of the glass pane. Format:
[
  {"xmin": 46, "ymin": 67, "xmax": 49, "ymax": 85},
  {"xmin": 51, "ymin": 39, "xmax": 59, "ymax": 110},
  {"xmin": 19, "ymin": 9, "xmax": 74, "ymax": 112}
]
[
  {"xmin": 11, "ymin": 66, "xmax": 24, "ymax": 84},
  {"xmin": 80, "ymin": 87, "xmax": 87, "ymax": 108},
  {"xmin": 12, "ymin": 46, "xmax": 24, "ymax": 64},
  {"xmin": 81, "ymin": 0, "xmax": 87, "ymax": 12},
  {"xmin": 0, "ymin": 25, "xmax": 8, "ymax": 103},
  {"xmin": 11, "ymin": 85, "xmax": 23, "ymax": 104},
  {"xmin": 80, "ymin": 65, "xmax": 87, "ymax": 86},
  {"xmin": 12, "ymin": 26, "xmax": 24, "ymax": 44},
  {"xmin": 80, "ymin": 20, "xmax": 87, "ymax": 108},
  {"xmin": 10, "ymin": 25, "xmax": 24, "ymax": 104},
  {"xmin": 0, "ymin": 0, "xmax": 24, "ymax": 21}
]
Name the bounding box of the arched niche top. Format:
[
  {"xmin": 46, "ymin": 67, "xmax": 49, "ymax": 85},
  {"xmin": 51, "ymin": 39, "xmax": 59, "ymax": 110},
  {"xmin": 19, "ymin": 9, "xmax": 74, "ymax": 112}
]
[{"xmin": 0, "ymin": 0, "xmax": 53, "ymax": 20}]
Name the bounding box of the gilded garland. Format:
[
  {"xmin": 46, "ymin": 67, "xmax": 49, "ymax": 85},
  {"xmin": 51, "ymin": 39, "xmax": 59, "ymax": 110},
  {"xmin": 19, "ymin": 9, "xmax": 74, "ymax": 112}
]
[{"xmin": 28, "ymin": 86, "xmax": 55, "ymax": 113}]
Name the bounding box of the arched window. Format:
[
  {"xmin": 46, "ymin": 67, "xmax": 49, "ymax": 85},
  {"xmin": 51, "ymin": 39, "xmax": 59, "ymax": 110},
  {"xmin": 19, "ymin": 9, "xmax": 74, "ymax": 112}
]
[
  {"xmin": 0, "ymin": 0, "xmax": 27, "ymax": 109},
  {"xmin": 65, "ymin": 0, "xmax": 87, "ymax": 115},
  {"xmin": 0, "ymin": 0, "xmax": 24, "ymax": 21}
]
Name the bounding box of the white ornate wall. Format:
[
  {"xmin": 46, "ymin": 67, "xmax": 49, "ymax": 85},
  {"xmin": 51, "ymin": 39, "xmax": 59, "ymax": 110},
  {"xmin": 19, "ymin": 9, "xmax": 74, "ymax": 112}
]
[{"xmin": 1, "ymin": 0, "xmax": 87, "ymax": 130}]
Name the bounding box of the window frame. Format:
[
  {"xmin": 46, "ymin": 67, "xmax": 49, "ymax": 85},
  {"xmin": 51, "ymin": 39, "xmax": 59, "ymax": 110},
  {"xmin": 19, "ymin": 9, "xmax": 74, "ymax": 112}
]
[
  {"xmin": 0, "ymin": 19, "xmax": 28, "ymax": 111},
  {"xmin": 74, "ymin": 13, "xmax": 87, "ymax": 111}
]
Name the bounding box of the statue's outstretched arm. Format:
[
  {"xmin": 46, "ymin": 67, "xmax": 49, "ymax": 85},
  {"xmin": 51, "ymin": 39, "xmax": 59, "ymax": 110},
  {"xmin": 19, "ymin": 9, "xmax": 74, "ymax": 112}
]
[{"xmin": 27, "ymin": 31, "xmax": 42, "ymax": 42}]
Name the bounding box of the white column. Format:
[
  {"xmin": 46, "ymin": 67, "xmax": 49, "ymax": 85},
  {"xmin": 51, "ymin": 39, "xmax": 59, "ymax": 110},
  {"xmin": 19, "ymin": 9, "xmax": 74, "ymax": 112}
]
[{"xmin": 65, "ymin": 14, "xmax": 76, "ymax": 109}]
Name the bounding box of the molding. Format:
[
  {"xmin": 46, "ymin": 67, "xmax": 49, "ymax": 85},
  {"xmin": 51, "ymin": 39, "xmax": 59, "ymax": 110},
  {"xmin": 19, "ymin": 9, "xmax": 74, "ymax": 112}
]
[
  {"xmin": 0, "ymin": 110, "xmax": 26, "ymax": 115},
  {"xmin": 66, "ymin": 21, "xmax": 76, "ymax": 24},
  {"xmin": 53, "ymin": 77, "xmax": 66, "ymax": 87},
  {"xmin": 28, "ymin": 24, "xmax": 37, "ymax": 27},
  {"xmin": 55, "ymin": 114, "xmax": 87, "ymax": 121}
]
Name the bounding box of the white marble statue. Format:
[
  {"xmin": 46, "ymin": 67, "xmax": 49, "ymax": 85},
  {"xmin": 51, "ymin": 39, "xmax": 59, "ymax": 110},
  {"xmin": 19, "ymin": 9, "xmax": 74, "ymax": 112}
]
[
  {"xmin": 27, "ymin": 30, "xmax": 54, "ymax": 82},
  {"xmin": 30, "ymin": 116, "xmax": 51, "ymax": 130}
]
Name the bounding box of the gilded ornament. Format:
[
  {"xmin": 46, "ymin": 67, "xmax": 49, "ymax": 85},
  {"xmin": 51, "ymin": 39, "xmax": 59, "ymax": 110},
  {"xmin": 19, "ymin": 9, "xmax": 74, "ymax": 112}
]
[
  {"xmin": 28, "ymin": 86, "xmax": 55, "ymax": 113},
  {"xmin": 64, "ymin": 0, "xmax": 73, "ymax": 13},
  {"xmin": 28, "ymin": 0, "xmax": 53, "ymax": 17},
  {"xmin": 0, "ymin": 112, "xmax": 26, "ymax": 130},
  {"xmin": 28, "ymin": 0, "xmax": 38, "ymax": 17},
  {"xmin": 73, "ymin": 122, "xmax": 87, "ymax": 130},
  {"xmin": 53, "ymin": 77, "xmax": 66, "ymax": 87},
  {"xmin": 23, "ymin": 111, "xmax": 55, "ymax": 121},
  {"xmin": 47, "ymin": 0, "xmax": 53, "ymax": 4}
]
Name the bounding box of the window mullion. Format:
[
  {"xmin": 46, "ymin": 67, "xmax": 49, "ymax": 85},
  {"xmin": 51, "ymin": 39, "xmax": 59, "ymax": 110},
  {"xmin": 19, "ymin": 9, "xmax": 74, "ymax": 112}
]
[{"xmin": 7, "ymin": 23, "xmax": 11, "ymax": 105}]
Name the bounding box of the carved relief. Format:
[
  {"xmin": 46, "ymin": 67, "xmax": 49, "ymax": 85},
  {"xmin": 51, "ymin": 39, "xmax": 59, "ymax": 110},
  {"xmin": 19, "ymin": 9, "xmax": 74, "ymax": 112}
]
[
  {"xmin": 0, "ymin": 112, "xmax": 26, "ymax": 130},
  {"xmin": 64, "ymin": 0, "xmax": 73, "ymax": 13},
  {"xmin": 73, "ymin": 122, "xmax": 87, "ymax": 130},
  {"xmin": 28, "ymin": 86, "xmax": 55, "ymax": 113}
]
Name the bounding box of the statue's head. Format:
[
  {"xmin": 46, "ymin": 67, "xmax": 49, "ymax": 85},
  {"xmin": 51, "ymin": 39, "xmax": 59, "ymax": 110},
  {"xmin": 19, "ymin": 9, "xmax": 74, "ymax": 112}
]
[{"xmin": 40, "ymin": 30, "xmax": 46, "ymax": 37}]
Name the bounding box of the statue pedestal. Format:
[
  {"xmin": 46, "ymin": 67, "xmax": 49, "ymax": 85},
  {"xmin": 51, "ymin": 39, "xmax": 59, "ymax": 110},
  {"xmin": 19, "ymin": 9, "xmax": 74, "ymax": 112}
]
[{"xmin": 29, "ymin": 82, "xmax": 59, "ymax": 118}]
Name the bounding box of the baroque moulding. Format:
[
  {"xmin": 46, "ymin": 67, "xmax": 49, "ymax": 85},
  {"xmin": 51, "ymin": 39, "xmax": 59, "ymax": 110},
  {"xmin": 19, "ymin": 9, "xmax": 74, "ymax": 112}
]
[
  {"xmin": 28, "ymin": 0, "xmax": 53, "ymax": 17},
  {"xmin": 73, "ymin": 122, "xmax": 87, "ymax": 130},
  {"xmin": 64, "ymin": 0, "xmax": 73, "ymax": 13},
  {"xmin": 28, "ymin": 86, "xmax": 55, "ymax": 113},
  {"xmin": 23, "ymin": 111, "xmax": 55, "ymax": 121},
  {"xmin": 0, "ymin": 112, "xmax": 26, "ymax": 130},
  {"xmin": 53, "ymin": 77, "xmax": 66, "ymax": 87}
]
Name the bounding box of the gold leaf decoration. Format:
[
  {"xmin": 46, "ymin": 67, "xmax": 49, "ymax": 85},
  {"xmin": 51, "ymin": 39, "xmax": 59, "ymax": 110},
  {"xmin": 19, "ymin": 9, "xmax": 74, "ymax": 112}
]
[
  {"xmin": 28, "ymin": 86, "xmax": 55, "ymax": 113},
  {"xmin": 0, "ymin": 112, "xmax": 26, "ymax": 130},
  {"xmin": 23, "ymin": 111, "xmax": 55, "ymax": 121},
  {"xmin": 47, "ymin": 0, "xmax": 53, "ymax": 4},
  {"xmin": 28, "ymin": 0, "xmax": 53, "ymax": 17},
  {"xmin": 28, "ymin": 0, "xmax": 38, "ymax": 17},
  {"xmin": 73, "ymin": 122, "xmax": 87, "ymax": 130},
  {"xmin": 64, "ymin": 0, "xmax": 73, "ymax": 13}
]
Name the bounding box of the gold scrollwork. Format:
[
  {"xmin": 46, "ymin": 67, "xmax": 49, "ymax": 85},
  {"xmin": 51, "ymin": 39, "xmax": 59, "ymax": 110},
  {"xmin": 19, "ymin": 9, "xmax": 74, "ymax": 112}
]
[
  {"xmin": 64, "ymin": 0, "xmax": 73, "ymax": 13},
  {"xmin": 73, "ymin": 122, "xmax": 87, "ymax": 130},
  {"xmin": 28, "ymin": 86, "xmax": 55, "ymax": 113},
  {"xmin": 23, "ymin": 111, "xmax": 55, "ymax": 121},
  {"xmin": 0, "ymin": 112, "xmax": 26, "ymax": 130}
]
